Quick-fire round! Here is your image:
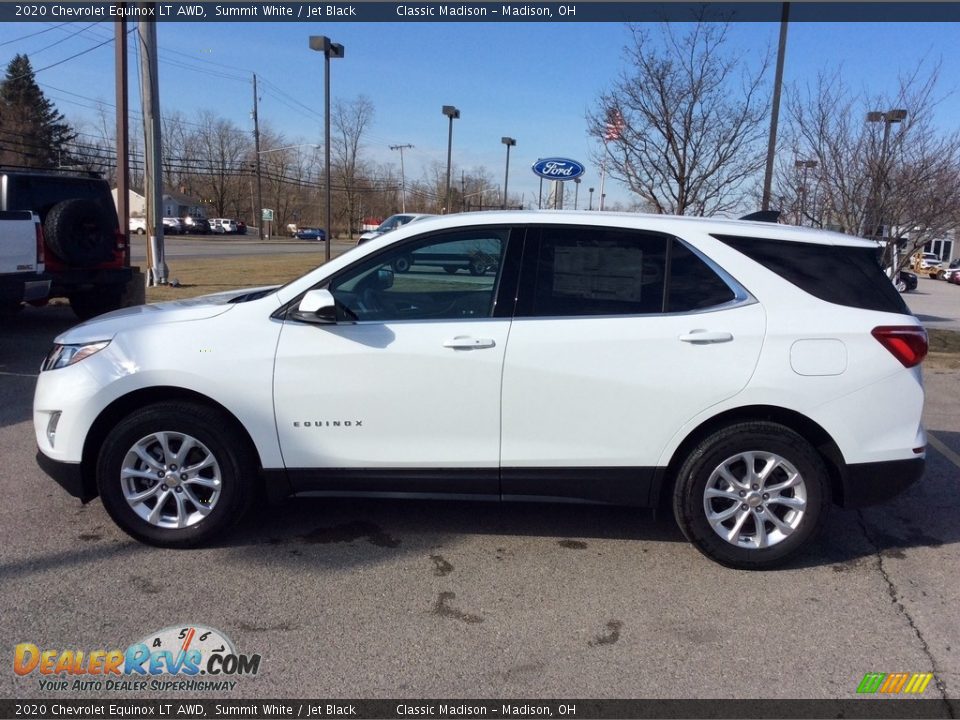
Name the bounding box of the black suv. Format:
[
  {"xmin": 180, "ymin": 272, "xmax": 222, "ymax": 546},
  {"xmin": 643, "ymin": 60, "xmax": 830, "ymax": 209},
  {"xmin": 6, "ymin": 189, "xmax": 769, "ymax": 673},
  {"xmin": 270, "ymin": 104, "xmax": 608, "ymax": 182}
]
[{"xmin": 0, "ymin": 169, "xmax": 133, "ymax": 319}]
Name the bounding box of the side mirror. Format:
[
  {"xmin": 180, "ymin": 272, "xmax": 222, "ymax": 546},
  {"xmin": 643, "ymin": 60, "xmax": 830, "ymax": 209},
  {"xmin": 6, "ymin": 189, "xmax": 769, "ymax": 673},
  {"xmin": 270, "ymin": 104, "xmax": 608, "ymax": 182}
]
[{"xmin": 290, "ymin": 288, "xmax": 337, "ymax": 324}]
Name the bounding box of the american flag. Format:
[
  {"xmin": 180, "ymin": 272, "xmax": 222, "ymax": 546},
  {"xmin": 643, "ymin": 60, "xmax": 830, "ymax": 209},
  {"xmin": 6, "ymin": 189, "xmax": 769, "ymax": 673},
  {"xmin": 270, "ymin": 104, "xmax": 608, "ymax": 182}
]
[{"xmin": 604, "ymin": 108, "xmax": 625, "ymax": 142}]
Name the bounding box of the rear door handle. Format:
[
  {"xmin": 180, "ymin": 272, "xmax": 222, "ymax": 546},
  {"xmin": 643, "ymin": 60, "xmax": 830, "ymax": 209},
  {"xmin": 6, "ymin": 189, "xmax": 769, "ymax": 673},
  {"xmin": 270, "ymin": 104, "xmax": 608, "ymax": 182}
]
[
  {"xmin": 679, "ymin": 330, "xmax": 733, "ymax": 344},
  {"xmin": 443, "ymin": 336, "xmax": 496, "ymax": 350}
]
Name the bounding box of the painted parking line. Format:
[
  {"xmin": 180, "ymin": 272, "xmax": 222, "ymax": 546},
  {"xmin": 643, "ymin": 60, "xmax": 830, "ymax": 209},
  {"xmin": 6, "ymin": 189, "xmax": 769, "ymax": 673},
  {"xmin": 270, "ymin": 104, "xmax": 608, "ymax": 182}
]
[{"xmin": 928, "ymin": 432, "xmax": 960, "ymax": 470}]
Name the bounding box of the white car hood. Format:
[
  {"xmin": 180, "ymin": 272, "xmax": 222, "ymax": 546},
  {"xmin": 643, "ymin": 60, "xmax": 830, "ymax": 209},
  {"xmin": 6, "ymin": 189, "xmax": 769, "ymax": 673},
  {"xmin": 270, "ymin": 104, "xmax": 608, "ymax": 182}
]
[{"xmin": 55, "ymin": 286, "xmax": 278, "ymax": 344}]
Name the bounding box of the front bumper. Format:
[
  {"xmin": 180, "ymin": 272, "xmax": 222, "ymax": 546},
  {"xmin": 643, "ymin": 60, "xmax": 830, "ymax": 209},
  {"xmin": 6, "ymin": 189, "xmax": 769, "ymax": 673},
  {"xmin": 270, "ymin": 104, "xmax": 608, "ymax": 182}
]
[
  {"xmin": 840, "ymin": 457, "xmax": 925, "ymax": 508},
  {"xmin": 36, "ymin": 450, "xmax": 96, "ymax": 502}
]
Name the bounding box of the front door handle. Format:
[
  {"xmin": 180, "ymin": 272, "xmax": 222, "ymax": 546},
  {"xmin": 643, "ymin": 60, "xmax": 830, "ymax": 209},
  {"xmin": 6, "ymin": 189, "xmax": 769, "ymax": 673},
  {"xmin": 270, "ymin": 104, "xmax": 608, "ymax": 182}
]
[
  {"xmin": 443, "ymin": 336, "xmax": 496, "ymax": 350},
  {"xmin": 679, "ymin": 330, "xmax": 734, "ymax": 344}
]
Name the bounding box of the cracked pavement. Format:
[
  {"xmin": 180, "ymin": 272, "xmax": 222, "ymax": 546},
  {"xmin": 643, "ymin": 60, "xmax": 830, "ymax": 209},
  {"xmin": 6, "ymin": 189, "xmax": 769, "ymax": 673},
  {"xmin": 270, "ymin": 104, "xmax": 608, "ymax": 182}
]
[{"xmin": 0, "ymin": 305, "xmax": 958, "ymax": 702}]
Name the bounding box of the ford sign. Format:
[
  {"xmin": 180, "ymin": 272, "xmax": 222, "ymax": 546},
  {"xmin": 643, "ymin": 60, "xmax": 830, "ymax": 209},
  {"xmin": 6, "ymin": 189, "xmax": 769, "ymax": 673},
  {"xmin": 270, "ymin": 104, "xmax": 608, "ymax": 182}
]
[{"xmin": 532, "ymin": 158, "xmax": 585, "ymax": 180}]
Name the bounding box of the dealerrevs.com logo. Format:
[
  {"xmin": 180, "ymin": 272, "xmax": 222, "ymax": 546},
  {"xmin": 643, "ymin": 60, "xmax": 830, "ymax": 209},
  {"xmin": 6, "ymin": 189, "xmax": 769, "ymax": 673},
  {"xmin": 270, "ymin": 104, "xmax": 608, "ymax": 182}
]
[{"xmin": 14, "ymin": 625, "xmax": 260, "ymax": 692}]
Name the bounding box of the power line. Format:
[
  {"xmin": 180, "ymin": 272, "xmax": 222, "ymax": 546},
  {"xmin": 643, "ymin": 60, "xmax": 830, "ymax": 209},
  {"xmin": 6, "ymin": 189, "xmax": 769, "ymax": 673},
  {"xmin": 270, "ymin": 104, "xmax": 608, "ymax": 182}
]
[
  {"xmin": 29, "ymin": 22, "xmax": 100, "ymax": 57},
  {"xmin": 5, "ymin": 29, "xmax": 135, "ymax": 83},
  {"xmin": 0, "ymin": 22, "xmax": 70, "ymax": 47}
]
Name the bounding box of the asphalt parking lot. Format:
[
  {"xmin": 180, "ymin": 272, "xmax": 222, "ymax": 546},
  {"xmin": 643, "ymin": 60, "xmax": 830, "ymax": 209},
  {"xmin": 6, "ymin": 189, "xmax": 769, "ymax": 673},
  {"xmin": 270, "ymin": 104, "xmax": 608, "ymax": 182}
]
[{"xmin": 0, "ymin": 278, "xmax": 958, "ymax": 705}]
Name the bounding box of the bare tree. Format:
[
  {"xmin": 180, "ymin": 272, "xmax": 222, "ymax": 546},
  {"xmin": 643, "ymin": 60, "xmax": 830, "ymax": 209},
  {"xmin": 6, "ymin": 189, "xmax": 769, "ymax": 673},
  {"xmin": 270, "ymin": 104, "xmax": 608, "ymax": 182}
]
[
  {"xmin": 190, "ymin": 111, "xmax": 249, "ymax": 216},
  {"xmin": 331, "ymin": 95, "xmax": 374, "ymax": 237},
  {"xmin": 779, "ymin": 64, "xmax": 960, "ymax": 270},
  {"xmin": 588, "ymin": 22, "xmax": 771, "ymax": 216}
]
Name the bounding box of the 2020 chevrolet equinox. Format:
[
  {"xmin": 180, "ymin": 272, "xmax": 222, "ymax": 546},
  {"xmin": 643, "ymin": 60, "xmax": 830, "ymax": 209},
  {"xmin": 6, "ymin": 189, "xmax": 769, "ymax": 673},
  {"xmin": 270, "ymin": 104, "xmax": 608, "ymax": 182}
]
[{"xmin": 34, "ymin": 211, "xmax": 927, "ymax": 568}]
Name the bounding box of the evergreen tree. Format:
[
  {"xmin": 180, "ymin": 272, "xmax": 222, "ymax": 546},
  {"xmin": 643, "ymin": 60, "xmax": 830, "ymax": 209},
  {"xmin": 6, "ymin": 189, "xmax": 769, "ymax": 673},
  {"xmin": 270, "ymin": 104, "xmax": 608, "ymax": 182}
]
[{"xmin": 0, "ymin": 53, "xmax": 76, "ymax": 168}]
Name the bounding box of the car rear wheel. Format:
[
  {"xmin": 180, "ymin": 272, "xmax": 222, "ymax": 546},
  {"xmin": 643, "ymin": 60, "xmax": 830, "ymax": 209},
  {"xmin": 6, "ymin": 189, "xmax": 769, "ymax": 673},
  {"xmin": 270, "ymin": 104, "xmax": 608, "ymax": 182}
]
[
  {"xmin": 672, "ymin": 422, "xmax": 829, "ymax": 569},
  {"xmin": 392, "ymin": 255, "xmax": 413, "ymax": 273},
  {"xmin": 97, "ymin": 402, "xmax": 255, "ymax": 548}
]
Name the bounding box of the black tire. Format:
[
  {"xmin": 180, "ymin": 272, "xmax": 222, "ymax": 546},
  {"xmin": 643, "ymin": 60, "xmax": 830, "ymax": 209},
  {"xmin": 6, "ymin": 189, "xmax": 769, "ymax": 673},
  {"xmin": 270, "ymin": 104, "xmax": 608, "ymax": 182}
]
[
  {"xmin": 96, "ymin": 401, "xmax": 255, "ymax": 548},
  {"xmin": 135, "ymin": 228, "xmax": 146, "ymax": 235},
  {"xmin": 443, "ymin": 265, "xmax": 459, "ymax": 275},
  {"xmin": 69, "ymin": 288, "xmax": 123, "ymax": 320},
  {"xmin": 392, "ymin": 255, "xmax": 413, "ymax": 273},
  {"xmin": 672, "ymin": 422, "xmax": 829, "ymax": 569},
  {"xmin": 44, "ymin": 199, "xmax": 117, "ymax": 266},
  {"xmin": 468, "ymin": 259, "xmax": 485, "ymax": 276}
]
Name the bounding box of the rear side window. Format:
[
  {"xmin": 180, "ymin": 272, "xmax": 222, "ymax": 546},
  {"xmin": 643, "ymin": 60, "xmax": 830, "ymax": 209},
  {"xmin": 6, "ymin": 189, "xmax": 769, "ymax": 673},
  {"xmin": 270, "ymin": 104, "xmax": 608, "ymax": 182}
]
[
  {"xmin": 521, "ymin": 227, "xmax": 737, "ymax": 317},
  {"xmin": 713, "ymin": 234, "xmax": 909, "ymax": 314}
]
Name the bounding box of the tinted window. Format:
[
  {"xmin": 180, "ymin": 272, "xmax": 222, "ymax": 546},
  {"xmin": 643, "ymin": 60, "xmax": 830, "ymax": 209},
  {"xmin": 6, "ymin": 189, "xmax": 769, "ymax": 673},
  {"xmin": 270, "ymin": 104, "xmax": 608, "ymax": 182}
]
[
  {"xmin": 530, "ymin": 227, "xmax": 667, "ymax": 317},
  {"xmin": 712, "ymin": 234, "xmax": 909, "ymax": 315},
  {"xmin": 5, "ymin": 175, "xmax": 117, "ymax": 226},
  {"xmin": 329, "ymin": 229, "xmax": 506, "ymax": 322},
  {"xmin": 667, "ymin": 241, "xmax": 737, "ymax": 312},
  {"xmin": 525, "ymin": 227, "xmax": 736, "ymax": 318}
]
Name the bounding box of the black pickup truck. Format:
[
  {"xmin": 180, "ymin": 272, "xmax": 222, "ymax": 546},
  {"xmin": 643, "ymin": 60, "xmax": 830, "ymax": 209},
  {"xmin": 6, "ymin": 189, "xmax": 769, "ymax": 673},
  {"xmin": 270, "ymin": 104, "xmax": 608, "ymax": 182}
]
[{"xmin": 1, "ymin": 169, "xmax": 133, "ymax": 319}]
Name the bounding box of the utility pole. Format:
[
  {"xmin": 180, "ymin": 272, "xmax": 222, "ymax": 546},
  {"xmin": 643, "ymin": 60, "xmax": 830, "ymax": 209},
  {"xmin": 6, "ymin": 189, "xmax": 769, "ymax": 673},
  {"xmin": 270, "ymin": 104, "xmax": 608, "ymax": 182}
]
[
  {"xmin": 389, "ymin": 143, "xmax": 412, "ymax": 212},
  {"xmin": 137, "ymin": 14, "xmax": 166, "ymax": 285},
  {"xmin": 762, "ymin": 2, "xmax": 790, "ymax": 212},
  {"xmin": 252, "ymin": 73, "xmax": 264, "ymax": 240},
  {"xmin": 114, "ymin": 9, "xmax": 129, "ymax": 268}
]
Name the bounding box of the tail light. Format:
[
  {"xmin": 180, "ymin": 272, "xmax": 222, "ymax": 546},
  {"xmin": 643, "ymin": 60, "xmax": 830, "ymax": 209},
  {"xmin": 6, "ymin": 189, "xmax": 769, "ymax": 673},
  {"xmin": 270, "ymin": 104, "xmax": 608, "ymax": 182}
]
[
  {"xmin": 872, "ymin": 326, "xmax": 928, "ymax": 367},
  {"xmin": 115, "ymin": 228, "xmax": 128, "ymax": 250},
  {"xmin": 35, "ymin": 220, "xmax": 45, "ymax": 266}
]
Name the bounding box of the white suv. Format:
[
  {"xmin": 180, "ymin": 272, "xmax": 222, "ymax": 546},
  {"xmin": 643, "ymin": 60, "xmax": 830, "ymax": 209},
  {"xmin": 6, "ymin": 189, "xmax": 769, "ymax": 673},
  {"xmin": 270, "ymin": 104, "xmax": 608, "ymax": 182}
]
[{"xmin": 33, "ymin": 211, "xmax": 927, "ymax": 568}]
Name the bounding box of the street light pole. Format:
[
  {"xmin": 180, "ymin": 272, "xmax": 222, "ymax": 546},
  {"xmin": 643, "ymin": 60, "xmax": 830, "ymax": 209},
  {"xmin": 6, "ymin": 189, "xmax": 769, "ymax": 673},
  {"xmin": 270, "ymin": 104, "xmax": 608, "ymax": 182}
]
[
  {"xmin": 309, "ymin": 35, "xmax": 344, "ymax": 263},
  {"xmin": 390, "ymin": 143, "xmax": 413, "ymax": 213},
  {"xmin": 794, "ymin": 159, "xmax": 817, "ymax": 225},
  {"xmin": 865, "ymin": 109, "xmax": 907, "ymax": 241},
  {"xmin": 573, "ymin": 177, "xmax": 581, "ymax": 210},
  {"xmin": 442, "ymin": 105, "xmax": 460, "ymax": 214},
  {"xmin": 588, "ymin": 187, "xmax": 594, "ymax": 211},
  {"xmin": 500, "ymin": 136, "xmax": 516, "ymax": 210}
]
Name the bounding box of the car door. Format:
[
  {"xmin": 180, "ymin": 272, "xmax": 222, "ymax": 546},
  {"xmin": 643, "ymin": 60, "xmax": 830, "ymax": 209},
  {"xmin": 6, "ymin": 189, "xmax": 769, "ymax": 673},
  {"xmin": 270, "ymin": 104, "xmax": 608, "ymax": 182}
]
[
  {"xmin": 499, "ymin": 225, "xmax": 765, "ymax": 505},
  {"xmin": 273, "ymin": 226, "xmax": 520, "ymax": 496}
]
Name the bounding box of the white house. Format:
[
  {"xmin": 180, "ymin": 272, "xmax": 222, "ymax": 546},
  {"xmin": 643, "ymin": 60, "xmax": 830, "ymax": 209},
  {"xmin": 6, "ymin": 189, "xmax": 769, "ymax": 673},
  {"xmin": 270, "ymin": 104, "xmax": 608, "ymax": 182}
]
[{"xmin": 112, "ymin": 188, "xmax": 208, "ymax": 219}]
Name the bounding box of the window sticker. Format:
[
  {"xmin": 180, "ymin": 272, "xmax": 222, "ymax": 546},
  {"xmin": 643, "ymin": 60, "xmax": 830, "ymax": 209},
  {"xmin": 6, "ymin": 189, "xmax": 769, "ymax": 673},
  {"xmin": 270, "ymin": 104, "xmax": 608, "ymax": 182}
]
[{"xmin": 552, "ymin": 245, "xmax": 645, "ymax": 302}]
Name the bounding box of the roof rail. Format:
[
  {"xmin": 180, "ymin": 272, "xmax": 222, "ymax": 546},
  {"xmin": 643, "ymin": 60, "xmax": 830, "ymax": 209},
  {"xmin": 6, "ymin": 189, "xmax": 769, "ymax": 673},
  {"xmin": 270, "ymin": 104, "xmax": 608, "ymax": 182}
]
[{"xmin": 739, "ymin": 210, "xmax": 781, "ymax": 223}]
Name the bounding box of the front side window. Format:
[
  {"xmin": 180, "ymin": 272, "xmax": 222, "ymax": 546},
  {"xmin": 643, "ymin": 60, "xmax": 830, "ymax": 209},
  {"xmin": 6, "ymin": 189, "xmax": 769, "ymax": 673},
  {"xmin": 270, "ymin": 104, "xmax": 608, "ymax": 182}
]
[{"xmin": 329, "ymin": 229, "xmax": 507, "ymax": 322}]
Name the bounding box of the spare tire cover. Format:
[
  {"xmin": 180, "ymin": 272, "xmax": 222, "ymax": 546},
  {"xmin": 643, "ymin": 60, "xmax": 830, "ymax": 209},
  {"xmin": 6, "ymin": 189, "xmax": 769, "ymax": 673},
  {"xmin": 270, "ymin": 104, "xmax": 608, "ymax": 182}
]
[{"xmin": 44, "ymin": 198, "xmax": 116, "ymax": 266}]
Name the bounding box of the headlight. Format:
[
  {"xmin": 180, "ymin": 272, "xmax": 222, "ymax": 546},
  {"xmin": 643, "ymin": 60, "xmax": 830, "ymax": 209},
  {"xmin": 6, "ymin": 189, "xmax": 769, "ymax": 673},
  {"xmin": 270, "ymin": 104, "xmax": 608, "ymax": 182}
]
[{"xmin": 42, "ymin": 341, "xmax": 110, "ymax": 371}]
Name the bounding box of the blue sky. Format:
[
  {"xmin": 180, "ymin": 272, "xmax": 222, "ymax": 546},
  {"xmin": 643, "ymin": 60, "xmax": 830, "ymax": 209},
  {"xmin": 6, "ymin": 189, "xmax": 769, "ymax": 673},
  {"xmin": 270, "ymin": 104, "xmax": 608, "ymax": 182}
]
[{"xmin": 1, "ymin": 17, "xmax": 958, "ymax": 210}]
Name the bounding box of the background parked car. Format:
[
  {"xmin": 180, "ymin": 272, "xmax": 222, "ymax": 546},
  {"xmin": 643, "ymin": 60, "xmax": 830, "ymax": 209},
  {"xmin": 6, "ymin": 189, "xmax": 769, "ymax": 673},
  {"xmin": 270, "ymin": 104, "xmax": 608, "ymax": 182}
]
[
  {"xmin": 913, "ymin": 251, "xmax": 942, "ymax": 277},
  {"xmin": 936, "ymin": 259, "xmax": 960, "ymax": 281},
  {"xmin": 358, "ymin": 213, "xmax": 433, "ymax": 244},
  {"xmin": 209, "ymin": 218, "xmax": 238, "ymax": 234},
  {"xmin": 129, "ymin": 217, "xmax": 147, "ymax": 235},
  {"xmin": 162, "ymin": 217, "xmax": 183, "ymax": 234},
  {"xmin": 182, "ymin": 216, "xmax": 210, "ymax": 235},
  {"xmin": 295, "ymin": 227, "xmax": 326, "ymax": 241},
  {"xmin": 898, "ymin": 270, "xmax": 918, "ymax": 292}
]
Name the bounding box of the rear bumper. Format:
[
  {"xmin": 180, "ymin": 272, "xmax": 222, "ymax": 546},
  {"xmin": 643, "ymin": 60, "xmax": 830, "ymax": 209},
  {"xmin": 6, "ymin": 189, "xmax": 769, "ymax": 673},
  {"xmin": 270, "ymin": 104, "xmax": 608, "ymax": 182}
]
[
  {"xmin": 840, "ymin": 457, "xmax": 925, "ymax": 508},
  {"xmin": 0, "ymin": 274, "xmax": 50, "ymax": 305},
  {"xmin": 36, "ymin": 450, "xmax": 96, "ymax": 503},
  {"xmin": 48, "ymin": 266, "xmax": 133, "ymax": 296}
]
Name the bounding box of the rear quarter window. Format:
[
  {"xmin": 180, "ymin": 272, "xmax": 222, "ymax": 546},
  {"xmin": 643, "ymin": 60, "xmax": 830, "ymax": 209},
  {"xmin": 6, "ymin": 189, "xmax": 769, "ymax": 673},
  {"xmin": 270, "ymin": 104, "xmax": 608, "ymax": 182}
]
[{"xmin": 712, "ymin": 234, "xmax": 909, "ymax": 315}]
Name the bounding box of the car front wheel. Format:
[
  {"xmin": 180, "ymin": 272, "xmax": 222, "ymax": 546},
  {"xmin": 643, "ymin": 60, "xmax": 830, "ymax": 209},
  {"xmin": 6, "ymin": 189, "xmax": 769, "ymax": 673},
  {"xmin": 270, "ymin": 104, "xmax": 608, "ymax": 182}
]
[
  {"xmin": 96, "ymin": 402, "xmax": 255, "ymax": 547},
  {"xmin": 672, "ymin": 422, "xmax": 829, "ymax": 569}
]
